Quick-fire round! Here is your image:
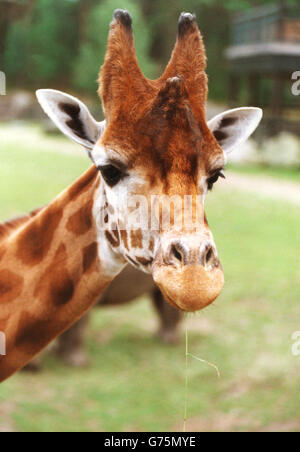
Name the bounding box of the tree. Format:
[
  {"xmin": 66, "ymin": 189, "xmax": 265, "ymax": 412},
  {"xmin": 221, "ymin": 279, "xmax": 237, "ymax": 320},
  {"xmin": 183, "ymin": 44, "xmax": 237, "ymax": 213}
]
[
  {"xmin": 3, "ymin": 0, "xmax": 78, "ymax": 87},
  {"xmin": 0, "ymin": 0, "xmax": 34, "ymax": 68},
  {"xmin": 73, "ymin": 0, "xmax": 158, "ymax": 94}
]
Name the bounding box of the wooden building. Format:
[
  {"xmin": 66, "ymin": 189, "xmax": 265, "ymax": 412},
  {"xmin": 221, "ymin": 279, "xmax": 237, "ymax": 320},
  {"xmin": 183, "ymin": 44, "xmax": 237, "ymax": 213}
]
[{"xmin": 225, "ymin": 1, "xmax": 300, "ymax": 135}]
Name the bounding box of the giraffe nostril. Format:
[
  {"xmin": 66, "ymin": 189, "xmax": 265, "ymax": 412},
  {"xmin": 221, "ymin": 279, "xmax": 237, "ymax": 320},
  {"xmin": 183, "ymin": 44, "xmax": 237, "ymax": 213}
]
[
  {"xmin": 166, "ymin": 241, "xmax": 217, "ymax": 267},
  {"xmin": 171, "ymin": 244, "xmax": 183, "ymax": 263},
  {"xmin": 204, "ymin": 246, "xmax": 215, "ymax": 267}
]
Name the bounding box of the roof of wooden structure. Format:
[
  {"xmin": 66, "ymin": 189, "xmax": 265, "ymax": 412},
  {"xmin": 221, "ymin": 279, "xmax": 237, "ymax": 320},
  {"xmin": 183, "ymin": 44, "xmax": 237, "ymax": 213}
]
[{"xmin": 226, "ymin": 3, "xmax": 300, "ymax": 73}]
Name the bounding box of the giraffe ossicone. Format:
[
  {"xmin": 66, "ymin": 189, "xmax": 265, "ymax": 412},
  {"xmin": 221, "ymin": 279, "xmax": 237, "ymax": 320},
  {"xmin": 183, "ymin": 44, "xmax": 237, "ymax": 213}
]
[{"xmin": 0, "ymin": 10, "xmax": 262, "ymax": 382}]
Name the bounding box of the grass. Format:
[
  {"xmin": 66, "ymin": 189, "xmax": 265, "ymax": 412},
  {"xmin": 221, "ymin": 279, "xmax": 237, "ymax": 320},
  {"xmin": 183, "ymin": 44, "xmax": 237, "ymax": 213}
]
[
  {"xmin": 228, "ymin": 163, "xmax": 300, "ymax": 184},
  {"xmin": 0, "ymin": 123, "xmax": 89, "ymax": 219},
  {"xmin": 0, "ymin": 123, "xmax": 300, "ymax": 432}
]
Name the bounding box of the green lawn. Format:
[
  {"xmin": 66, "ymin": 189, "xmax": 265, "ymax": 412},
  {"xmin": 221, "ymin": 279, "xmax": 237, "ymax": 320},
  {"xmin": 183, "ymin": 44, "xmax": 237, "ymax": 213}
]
[
  {"xmin": 0, "ymin": 124, "xmax": 300, "ymax": 432},
  {"xmin": 228, "ymin": 163, "xmax": 300, "ymax": 184},
  {"xmin": 0, "ymin": 123, "xmax": 90, "ymax": 219}
]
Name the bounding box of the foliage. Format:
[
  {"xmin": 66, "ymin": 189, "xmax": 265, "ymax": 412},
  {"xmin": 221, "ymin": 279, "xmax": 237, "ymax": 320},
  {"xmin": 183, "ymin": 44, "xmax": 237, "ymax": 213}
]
[
  {"xmin": 4, "ymin": 0, "xmax": 78, "ymax": 86},
  {"xmin": 73, "ymin": 0, "xmax": 157, "ymax": 94},
  {"xmin": 2, "ymin": 0, "xmax": 300, "ymax": 102}
]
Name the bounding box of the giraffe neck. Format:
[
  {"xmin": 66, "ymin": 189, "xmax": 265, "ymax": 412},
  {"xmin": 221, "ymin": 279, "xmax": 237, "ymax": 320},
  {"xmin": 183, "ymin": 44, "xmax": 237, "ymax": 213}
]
[{"xmin": 0, "ymin": 166, "xmax": 121, "ymax": 382}]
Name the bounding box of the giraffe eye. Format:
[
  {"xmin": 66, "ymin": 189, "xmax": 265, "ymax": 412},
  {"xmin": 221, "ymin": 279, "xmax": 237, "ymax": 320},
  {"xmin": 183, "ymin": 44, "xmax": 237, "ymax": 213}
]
[
  {"xmin": 207, "ymin": 170, "xmax": 225, "ymax": 191},
  {"xmin": 98, "ymin": 165, "xmax": 124, "ymax": 187}
]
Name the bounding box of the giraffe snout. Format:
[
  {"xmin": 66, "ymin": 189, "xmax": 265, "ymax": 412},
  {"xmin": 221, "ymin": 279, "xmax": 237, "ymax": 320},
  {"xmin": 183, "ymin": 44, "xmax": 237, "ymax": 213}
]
[{"xmin": 152, "ymin": 235, "xmax": 224, "ymax": 312}]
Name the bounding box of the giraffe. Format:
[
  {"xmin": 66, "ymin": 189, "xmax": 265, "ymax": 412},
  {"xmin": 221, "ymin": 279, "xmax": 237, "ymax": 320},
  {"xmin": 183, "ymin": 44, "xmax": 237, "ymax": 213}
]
[
  {"xmin": 0, "ymin": 10, "xmax": 262, "ymax": 383},
  {"xmin": 24, "ymin": 266, "xmax": 182, "ymax": 372}
]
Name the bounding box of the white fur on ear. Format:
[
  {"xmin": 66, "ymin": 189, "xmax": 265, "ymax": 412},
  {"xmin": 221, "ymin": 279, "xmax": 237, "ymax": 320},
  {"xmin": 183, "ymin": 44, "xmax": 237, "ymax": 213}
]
[
  {"xmin": 36, "ymin": 89, "xmax": 105, "ymax": 151},
  {"xmin": 208, "ymin": 107, "xmax": 263, "ymax": 154}
]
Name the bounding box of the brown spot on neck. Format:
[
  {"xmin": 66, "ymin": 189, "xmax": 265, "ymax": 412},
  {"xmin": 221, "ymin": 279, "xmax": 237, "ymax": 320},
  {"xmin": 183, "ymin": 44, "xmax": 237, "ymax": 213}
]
[
  {"xmin": 120, "ymin": 230, "xmax": 129, "ymax": 251},
  {"xmin": 130, "ymin": 229, "xmax": 143, "ymax": 249},
  {"xmin": 34, "ymin": 243, "xmax": 74, "ymax": 307},
  {"xmin": 0, "ymin": 208, "xmax": 43, "ymax": 244},
  {"xmin": 66, "ymin": 199, "xmax": 93, "ymax": 236},
  {"xmin": 15, "ymin": 311, "xmax": 65, "ymax": 354},
  {"xmin": 15, "ymin": 167, "xmax": 99, "ymax": 267},
  {"xmin": 149, "ymin": 237, "xmax": 155, "ymax": 253},
  {"xmin": 16, "ymin": 205, "xmax": 63, "ymax": 267},
  {"xmin": 0, "ymin": 270, "xmax": 24, "ymax": 304},
  {"xmin": 82, "ymin": 242, "xmax": 98, "ymax": 273},
  {"xmin": 0, "ymin": 166, "xmax": 105, "ymax": 382}
]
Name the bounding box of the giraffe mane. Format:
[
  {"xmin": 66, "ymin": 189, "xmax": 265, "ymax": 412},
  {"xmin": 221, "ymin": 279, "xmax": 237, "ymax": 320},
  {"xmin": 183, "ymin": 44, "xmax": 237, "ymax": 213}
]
[{"xmin": 0, "ymin": 208, "xmax": 43, "ymax": 243}]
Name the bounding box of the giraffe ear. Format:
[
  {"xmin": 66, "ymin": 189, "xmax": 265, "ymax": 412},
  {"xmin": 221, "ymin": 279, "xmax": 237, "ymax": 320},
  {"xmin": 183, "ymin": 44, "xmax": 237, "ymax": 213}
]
[
  {"xmin": 36, "ymin": 89, "xmax": 106, "ymax": 151},
  {"xmin": 208, "ymin": 107, "xmax": 263, "ymax": 154}
]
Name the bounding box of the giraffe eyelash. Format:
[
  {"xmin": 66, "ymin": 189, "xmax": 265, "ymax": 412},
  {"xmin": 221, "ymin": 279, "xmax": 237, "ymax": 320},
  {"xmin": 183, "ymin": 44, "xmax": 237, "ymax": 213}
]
[{"xmin": 207, "ymin": 170, "xmax": 225, "ymax": 191}]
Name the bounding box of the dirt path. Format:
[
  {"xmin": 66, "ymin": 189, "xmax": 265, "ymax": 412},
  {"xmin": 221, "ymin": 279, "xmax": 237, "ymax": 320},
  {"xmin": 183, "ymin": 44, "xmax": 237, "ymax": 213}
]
[{"xmin": 219, "ymin": 171, "xmax": 300, "ymax": 206}]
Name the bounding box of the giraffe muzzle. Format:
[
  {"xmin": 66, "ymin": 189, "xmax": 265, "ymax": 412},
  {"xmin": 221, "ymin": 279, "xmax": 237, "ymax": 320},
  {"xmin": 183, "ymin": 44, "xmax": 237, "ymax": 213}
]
[{"xmin": 152, "ymin": 236, "xmax": 224, "ymax": 312}]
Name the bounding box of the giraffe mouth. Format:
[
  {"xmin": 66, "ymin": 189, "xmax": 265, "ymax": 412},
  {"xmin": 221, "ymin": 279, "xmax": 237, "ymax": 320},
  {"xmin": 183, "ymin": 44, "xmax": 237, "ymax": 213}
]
[
  {"xmin": 152, "ymin": 263, "xmax": 224, "ymax": 313},
  {"xmin": 159, "ymin": 288, "xmax": 185, "ymax": 311}
]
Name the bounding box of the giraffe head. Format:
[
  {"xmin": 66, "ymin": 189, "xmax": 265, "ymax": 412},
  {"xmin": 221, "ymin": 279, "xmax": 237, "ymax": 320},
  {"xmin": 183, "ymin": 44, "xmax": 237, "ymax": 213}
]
[{"xmin": 37, "ymin": 11, "xmax": 262, "ymax": 312}]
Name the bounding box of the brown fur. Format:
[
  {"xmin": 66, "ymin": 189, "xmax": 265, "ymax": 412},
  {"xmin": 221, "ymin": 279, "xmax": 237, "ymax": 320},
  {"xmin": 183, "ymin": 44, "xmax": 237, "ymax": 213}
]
[
  {"xmin": 0, "ymin": 166, "xmax": 112, "ymax": 382},
  {"xmin": 130, "ymin": 229, "xmax": 143, "ymax": 249},
  {"xmin": 25, "ymin": 265, "xmax": 183, "ymax": 370},
  {"xmin": 66, "ymin": 200, "xmax": 93, "ymax": 236},
  {"xmin": 97, "ymin": 11, "xmax": 225, "ymax": 312},
  {"xmin": 0, "ymin": 208, "xmax": 42, "ymax": 243},
  {"xmin": 149, "ymin": 237, "xmax": 155, "ymax": 253},
  {"xmin": 105, "ymin": 230, "xmax": 120, "ymax": 248},
  {"xmin": 33, "ymin": 243, "xmax": 75, "ymax": 307},
  {"xmin": 135, "ymin": 256, "xmax": 153, "ymax": 266},
  {"xmin": 16, "ymin": 205, "xmax": 63, "ymax": 266},
  {"xmin": 82, "ymin": 242, "xmax": 98, "ymax": 274},
  {"xmin": 98, "ymin": 12, "xmax": 222, "ymax": 191},
  {"xmin": 0, "ymin": 12, "xmax": 226, "ymax": 382},
  {"xmin": 0, "ymin": 270, "xmax": 24, "ymax": 304},
  {"xmin": 120, "ymin": 230, "xmax": 129, "ymax": 251}
]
